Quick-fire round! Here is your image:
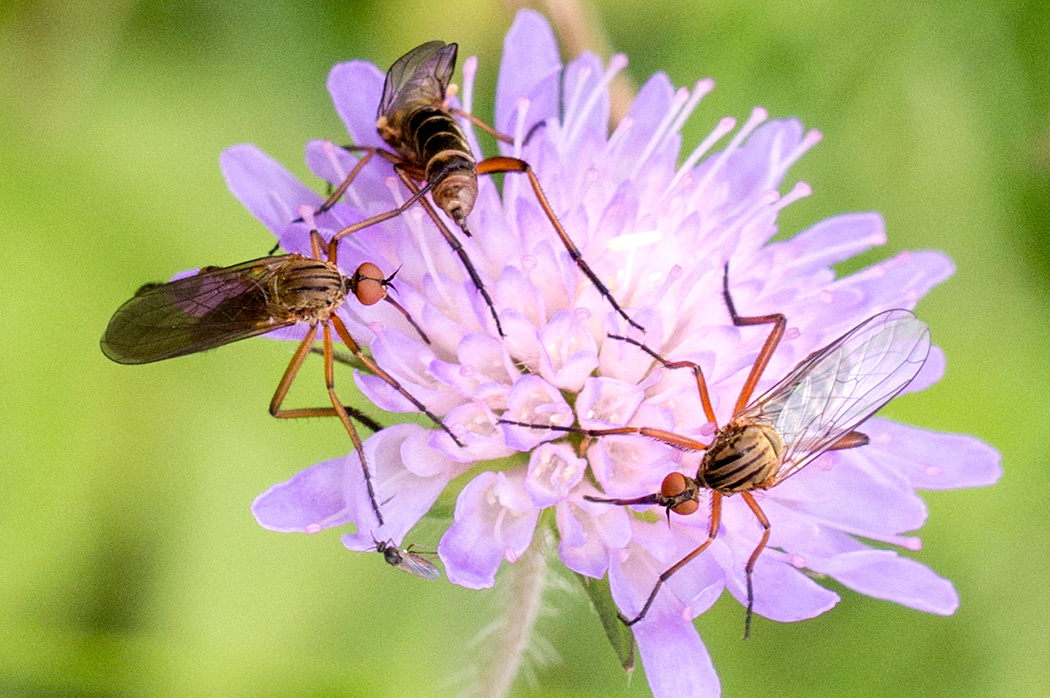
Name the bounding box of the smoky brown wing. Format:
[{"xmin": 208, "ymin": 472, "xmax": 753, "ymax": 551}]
[
  {"xmin": 736, "ymin": 309, "xmax": 931, "ymax": 482},
  {"xmin": 100, "ymin": 257, "xmax": 294, "ymax": 365},
  {"xmin": 378, "ymin": 41, "xmax": 457, "ymax": 119}
]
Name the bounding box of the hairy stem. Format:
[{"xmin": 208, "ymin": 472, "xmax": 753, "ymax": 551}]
[{"xmin": 475, "ymin": 528, "xmax": 552, "ymax": 698}]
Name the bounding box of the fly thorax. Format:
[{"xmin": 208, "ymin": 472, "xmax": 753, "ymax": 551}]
[
  {"xmin": 376, "ymin": 114, "xmax": 403, "ymax": 152},
  {"xmin": 699, "ymin": 423, "xmax": 785, "ymax": 494},
  {"xmin": 270, "ymin": 257, "xmax": 347, "ymax": 323}
]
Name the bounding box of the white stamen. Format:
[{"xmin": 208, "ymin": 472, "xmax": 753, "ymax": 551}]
[
  {"xmin": 305, "ymin": 523, "xmax": 322, "ymax": 535},
  {"xmin": 298, "ymin": 205, "xmax": 317, "ymax": 231},
  {"xmin": 646, "ymin": 263, "xmax": 683, "ymax": 307},
  {"xmin": 775, "ymin": 181, "xmax": 812, "ymax": 212},
  {"xmin": 631, "ymin": 78, "xmax": 714, "ymax": 179},
  {"xmin": 608, "ymin": 228, "xmax": 663, "ymax": 290},
  {"xmin": 563, "ymin": 54, "xmax": 628, "ymax": 151},
  {"xmin": 691, "ymin": 107, "xmax": 769, "ymax": 204},
  {"xmin": 322, "ymin": 140, "xmax": 365, "ymax": 211},
  {"xmin": 560, "ymin": 64, "xmax": 592, "ymax": 149},
  {"xmin": 665, "ymin": 115, "xmax": 737, "ymax": 198},
  {"xmin": 900, "ymin": 537, "xmax": 922, "ymax": 551},
  {"xmin": 602, "ymin": 114, "xmax": 634, "ymax": 162},
  {"xmin": 632, "ymin": 86, "xmax": 690, "ymax": 175},
  {"xmin": 513, "ymin": 97, "xmax": 531, "ymax": 160},
  {"xmin": 461, "ymin": 55, "xmax": 477, "ymax": 115},
  {"xmin": 665, "ymin": 78, "xmax": 714, "ymax": 145},
  {"xmin": 712, "ymin": 188, "xmax": 780, "ymax": 252},
  {"xmin": 388, "ymin": 178, "xmax": 453, "ymax": 309},
  {"xmin": 770, "ymin": 128, "xmax": 823, "ymax": 182}
]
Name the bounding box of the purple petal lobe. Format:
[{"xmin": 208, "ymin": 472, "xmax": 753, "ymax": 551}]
[
  {"xmin": 775, "ymin": 212, "xmax": 887, "ymax": 274},
  {"xmin": 496, "ymin": 9, "xmax": 562, "ymax": 138},
  {"xmin": 340, "ymin": 425, "xmax": 461, "ymax": 548},
  {"xmin": 438, "ymin": 471, "xmax": 539, "ymax": 589},
  {"xmin": 814, "ymin": 549, "xmax": 959, "ymax": 614},
  {"xmin": 556, "ymin": 497, "xmax": 631, "ymax": 578},
  {"xmin": 773, "ymin": 455, "xmax": 928, "ymax": 543},
  {"xmin": 861, "ymin": 419, "xmax": 1002, "ymax": 490},
  {"xmin": 501, "ymin": 374, "xmax": 574, "ymax": 450},
  {"xmin": 720, "ymin": 541, "xmax": 840, "ymax": 622},
  {"xmin": 524, "ymin": 442, "xmax": 586, "ymax": 506},
  {"xmin": 327, "ymin": 61, "xmax": 386, "ymax": 147},
  {"xmin": 220, "ymin": 144, "xmax": 322, "ymax": 237},
  {"xmin": 252, "ymin": 456, "xmax": 357, "ymax": 533},
  {"xmin": 634, "ymin": 601, "xmax": 720, "ymax": 698}
]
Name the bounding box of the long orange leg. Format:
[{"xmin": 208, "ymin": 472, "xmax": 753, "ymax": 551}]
[
  {"xmin": 722, "ymin": 263, "xmax": 787, "ymax": 412},
  {"xmin": 606, "ymin": 334, "xmax": 718, "ymax": 426},
  {"xmin": 497, "ymin": 419, "xmax": 708, "ymax": 452},
  {"xmin": 273, "ymin": 343, "xmax": 383, "ymax": 431},
  {"xmin": 449, "ymin": 108, "xmax": 546, "ymax": 146},
  {"xmin": 619, "ymin": 492, "xmax": 724, "ymax": 626},
  {"xmin": 314, "ymin": 230, "xmax": 460, "ymax": 446},
  {"xmin": 740, "ymin": 492, "xmax": 771, "ymax": 640},
  {"xmin": 323, "ymin": 322, "xmax": 382, "ymax": 524},
  {"xmin": 267, "ymin": 322, "xmax": 384, "ymax": 524},
  {"xmin": 315, "ymin": 148, "xmax": 376, "ymax": 215},
  {"xmin": 392, "ymin": 168, "xmax": 504, "ymax": 337},
  {"xmin": 329, "ymin": 315, "xmax": 463, "ymax": 448},
  {"xmin": 478, "ymin": 156, "xmax": 643, "ymax": 331}
]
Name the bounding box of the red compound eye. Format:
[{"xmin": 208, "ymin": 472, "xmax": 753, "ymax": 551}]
[
  {"xmin": 353, "ymin": 263, "xmax": 386, "ymax": 306},
  {"xmin": 671, "ymin": 499, "xmax": 699, "ymax": 516},
  {"xmin": 661, "ymin": 472, "xmax": 698, "ymax": 515},
  {"xmin": 661, "ymin": 472, "xmax": 687, "ymax": 498}
]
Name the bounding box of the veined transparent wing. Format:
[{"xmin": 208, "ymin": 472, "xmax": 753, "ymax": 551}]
[
  {"xmin": 375, "ymin": 540, "xmax": 441, "ymax": 581},
  {"xmin": 100, "ymin": 256, "xmax": 294, "ymax": 365},
  {"xmin": 378, "ymin": 41, "xmax": 457, "ymax": 119},
  {"xmin": 736, "ymin": 309, "xmax": 931, "ymax": 482}
]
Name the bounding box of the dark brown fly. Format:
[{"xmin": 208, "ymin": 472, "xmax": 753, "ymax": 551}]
[
  {"xmin": 313, "ymin": 41, "xmax": 642, "ymax": 337},
  {"xmin": 501, "ymin": 265, "xmax": 931, "ymax": 637},
  {"xmin": 373, "ymin": 537, "xmax": 441, "ymax": 581},
  {"xmin": 101, "ymin": 231, "xmax": 463, "ymax": 525}
]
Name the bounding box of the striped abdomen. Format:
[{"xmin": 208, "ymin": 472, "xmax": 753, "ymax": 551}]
[
  {"xmin": 269, "ymin": 257, "xmax": 348, "ymax": 323},
  {"xmin": 405, "ymin": 106, "xmax": 478, "ymax": 225},
  {"xmin": 698, "ymin": 423, "xmax": 785, "ymax": 494}
]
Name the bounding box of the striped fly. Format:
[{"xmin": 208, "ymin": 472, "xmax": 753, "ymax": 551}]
[
  {"xmin": 316, "ymin": 41, "xmax": 642, "ymax": 336},
  {"xmin": 501, "ymin": 265, "xmax": 931, "ymax": 636},
  {"xmin": 101, "ymin": 230, "xmax": 461, "ymax": 525}
]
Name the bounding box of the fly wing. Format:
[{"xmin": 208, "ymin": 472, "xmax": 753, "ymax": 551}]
[
  {"xmin": 378, "ymin": 41, "xmax": 457, "ymax": 119},
  {"xmin": 393, "ymin": 551, "xmax": 442, "ymax": 581},
  {"xmin": 101, "ymin": 256, "xmax": 294, "ymax": 364},
  {"xmin": 737, "ymin": 309, "xmax": 931, "ymax": 482}
]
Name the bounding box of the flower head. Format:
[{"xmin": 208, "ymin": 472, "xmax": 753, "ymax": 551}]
[{"xmin": 238, "ymin": 10, "xmax": 1000, "ymax": 697}]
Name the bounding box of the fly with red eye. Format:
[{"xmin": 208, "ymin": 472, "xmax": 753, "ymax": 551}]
[
  {"xmin": 501, "ymin": 264, "xmax": 931, "ymax": 637},
  {"xmin": 304, "ymin": 41, "xmax": 642, "ymax": 337},
  {"xmin": 101, "ymin": 229, "xmax": 462, "ymax": 526}
]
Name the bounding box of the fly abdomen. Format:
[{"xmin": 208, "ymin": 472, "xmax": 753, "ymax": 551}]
[
  {"xmin": 699, "ymin": 424, "xmax": 784, "ymax": 494},
  {"xmin": 405, "ymin": 107, "xmax": 477, "ymax": 226},
  {"xmin": 407, "ymin": 107, "xmax": 474, "ymax": 171}
]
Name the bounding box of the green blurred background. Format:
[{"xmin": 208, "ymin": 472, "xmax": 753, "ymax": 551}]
[{"xmin": 0, "ymin": 0, "xmax": 1043, "ymax": 695}]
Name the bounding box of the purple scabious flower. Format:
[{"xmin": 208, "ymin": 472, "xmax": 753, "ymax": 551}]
[{"xmin": 241, "ymin": 10, "xmax": 1000, "ymax": 697}]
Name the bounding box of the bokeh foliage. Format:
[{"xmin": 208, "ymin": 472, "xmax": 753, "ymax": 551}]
[{"xmin": 0, "ymin": 0, "xmax": 1044, "ymax": 695}]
